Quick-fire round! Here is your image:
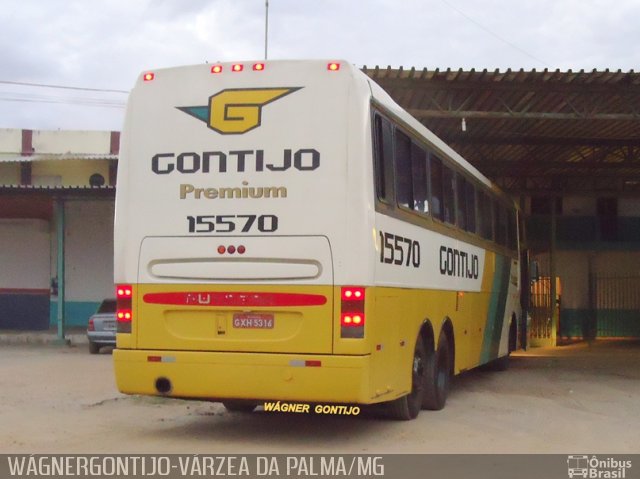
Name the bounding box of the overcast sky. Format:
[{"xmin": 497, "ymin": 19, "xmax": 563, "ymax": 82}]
[{"xmin": 1, "ymin": 0, "xmax": 638, "ymax": 131}]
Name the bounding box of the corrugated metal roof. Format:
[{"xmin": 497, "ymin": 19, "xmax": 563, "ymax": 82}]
[
  {"xmin": 0, "ymin": 153, "xmax": 118, "ymax": 163},
  {"xmin": 363, "ymin": 67, "xmax": 640, "ymax": 195},
  {"xmin": 0, "ymin": 184, "xmax": 115, "ymax": 195}
]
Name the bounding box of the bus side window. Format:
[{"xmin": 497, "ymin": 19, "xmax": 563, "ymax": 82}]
[
  {"xmin": 430, "ymin": 155, "xmax": 444, "ymax": 221},
  {"xmin": 465, "ymin": 180, "xmax": 477, "ymax": 234},
  {"xmin": 495, "ymin": 202, "xmax": 508, "ymax": 247},
  {"xmin": 478, "ymin": 190, "xmax": 494, "ymax": 240},
  {"xmin": 508, "ymin": 209, "xmax": 518, "ymax": 250},
  {"xmin": 456, "ymin": 174, "xmax": 467, "ymax": 230},
  {"xmin": 394, "ymin": 128, "xmax": 413, "ymax": 210},
  {"xmin": 411, "ymin": 142, "xmax": 428, "ymax": 214},
  {"xmin": 442, "ymin": 165, "xmax": 456, "ymax": 225},
  {"xmin": 373, "ymin": 114, "xmax": 394, "ymax": 203}
]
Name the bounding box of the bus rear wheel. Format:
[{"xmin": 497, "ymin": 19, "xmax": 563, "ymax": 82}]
[
  {"xmin": 422, "ymin": 334, "xmax": 451, "ymax": 410},
  {"xmin": 222, "ymin": 400, "xmax": 258, "ymax": 413},
  {"xmin": 387, "ymin": 339, "xmax": 428, "ymax": 420}
]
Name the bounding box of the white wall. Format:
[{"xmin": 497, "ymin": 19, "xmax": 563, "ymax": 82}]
[
  {"xmin": 0, "ymin": 128, "xmax": 22, "ymax": 153},
  {"xmin": 0, "ymin": 129, "xmax": 113, "ymax": 157},
  {"xmin": 0, "ymin": 219, "xmax": 50, "ymax": 289},
  {"xmin": 556, "ymin": 251, "xmax": 590, "ymax": 310},
  {"xmin": 619, "ymin": 198, "xmax": 640, "ymax": 217},
  {"xmin": 533, "ymin": 250, "xmax": 640, "ymax": 310},
  {"xmin": 63, "ymin": 200, "xmax": 114, "ymax": 301},
  {"xmin": 564, "ymin": 196, "xmax": 595, "ymax": 216},
  {"xmin": 32, "ymin": 130, "xmax": 111, "ymax": 155}
]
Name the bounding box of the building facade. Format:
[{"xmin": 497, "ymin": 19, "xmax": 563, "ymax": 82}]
[
  {"xmin": 1, "ymin": 127, "xmax": 638, "ymax": 342},
  {"xmin": 0, "ymin": 128, "xmax": 117, "ymax": 329}
]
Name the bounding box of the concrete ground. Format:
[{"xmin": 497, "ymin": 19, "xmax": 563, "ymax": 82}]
[
  {"xmin": 0, "ymin": 327, "xmax": 88, "ymax": 346},
  {"xmin": 0, "ymin": 336, "xmax": 638, "ymax": 453}
]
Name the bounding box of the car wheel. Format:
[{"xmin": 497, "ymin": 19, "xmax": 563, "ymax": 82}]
[{"xmin": 89, "ymin": 342, "xmax": 100, "ymax": 354}]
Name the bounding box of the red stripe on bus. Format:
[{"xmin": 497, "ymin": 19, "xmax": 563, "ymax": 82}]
[{"xmin": 143, "ymin": 292, "xmax": 327, "ymax": 307}]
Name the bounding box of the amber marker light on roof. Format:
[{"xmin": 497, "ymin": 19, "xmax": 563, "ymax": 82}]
[
  {"xmin": 211, "ymin": 65, "xmax": 223, "ymax": 74},
  {"xmin": 143, "ymin": 72, "xmax": 155, "ymax": 81},
  {"xmin": 327, "ymin": 62, "xmax": 340, "ymax": 71},
  {"xmin": 253, "ymin": 63, "xmax": 265, "ymax": 71},
  {"xmin": 232, "ymin": 64, "xmax": 244, "ymax": 72}
]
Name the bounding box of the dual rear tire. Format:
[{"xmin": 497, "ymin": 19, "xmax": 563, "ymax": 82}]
[{"xmin": 387, "ymin": 333, "xmax": 451, "ymax": 420}]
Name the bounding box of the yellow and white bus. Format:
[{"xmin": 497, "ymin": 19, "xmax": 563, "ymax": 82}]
[{"xmin": 113, "ymin": 60, "xmax": 525, "ymax": 420}]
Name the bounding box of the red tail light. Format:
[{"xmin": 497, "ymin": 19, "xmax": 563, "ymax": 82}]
[
  {"xmin": 340, "ymin": 286, "xmax": 365, "ymax": 338},
  {"xmin": 116, "ymin": 284, "xmax": 133, "ymax": 333},
  {"xmin": 88, "ymin": 318, "xmax": 95, "ymax": 331},
  {"xmin": 341, "ymin": 287, "xmax": 365, "ymax": 301},
  {"xmin": 116, "ymin": 285, "xmax": 132, "ymax": 298}
]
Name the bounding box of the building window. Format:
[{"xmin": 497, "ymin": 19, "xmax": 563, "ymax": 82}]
[
  {"xmin": 530, "ymin": 197, "xmax": 562, "ymax": 215},
  {"xmin": 597, "ymin": 197, "xmax": 618, "ymax": 241}
]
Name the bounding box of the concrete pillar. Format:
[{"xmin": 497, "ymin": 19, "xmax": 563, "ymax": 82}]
[{"xmin": 54, "ymin": 197, "xmax": 68, "ymax": 343}]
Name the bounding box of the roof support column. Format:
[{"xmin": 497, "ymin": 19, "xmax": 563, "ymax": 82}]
[
  {"xmin": 549, "ymin": 197, "xmax": 558, "ymax": 346},
  {"xmin": 54, "ymin": 197, "xmax": 69, "ymax": 344}
]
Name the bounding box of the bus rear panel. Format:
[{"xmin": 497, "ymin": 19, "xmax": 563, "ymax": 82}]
[
  {"xmin": 113, "ymin": 60, "xmax": 523, "ymax": 416},
  {"xmin": 114, "ymin": 61, "xmax": 381, "ymax": 404}
]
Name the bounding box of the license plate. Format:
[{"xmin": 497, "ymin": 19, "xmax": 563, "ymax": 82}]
[
  {"xmin": 232, "ymin": 313, "xmax": 274, "ymax": 329},
  {"xmin": 103, "ymin": 321, "xmax": 116, "ymax": 331}
]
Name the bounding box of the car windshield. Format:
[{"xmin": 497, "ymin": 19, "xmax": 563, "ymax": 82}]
[{"xmin": 97, "ymin": 299, "xmax": 117, "ymax": 314}]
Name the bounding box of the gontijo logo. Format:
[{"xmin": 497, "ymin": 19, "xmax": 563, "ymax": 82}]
[{"xmin": 177, "ymin": 87, "xmax": 302, "ymax": 134}]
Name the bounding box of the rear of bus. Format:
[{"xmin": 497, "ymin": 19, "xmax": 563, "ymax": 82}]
[{"xmin": 113, "ymin": 60, "xmax": 377, "ymax": 405}]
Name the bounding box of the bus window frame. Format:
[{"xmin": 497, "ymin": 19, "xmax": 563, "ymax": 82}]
[{"xmin": 370, "ymin": 103, "xmax": 521, "ymax": 259}]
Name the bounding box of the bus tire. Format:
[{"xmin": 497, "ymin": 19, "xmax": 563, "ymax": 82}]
[
  {"xmin": 387, "ymin": 338, "xmax": 428, "ymax": 420},
  {"xmin": 223, "ymin": 401, "xmax": 258, "ymax": 413},
  {"xmin": 422, "ymin": 334, "xmax": 451, "ymax": 411},
  {"xmin": 491, "ymin": 355, "xmax": 509, "ymax": 371},
  {"xmin": 486, "ymin": 319, "xmax": 517, "ymax": 371}
]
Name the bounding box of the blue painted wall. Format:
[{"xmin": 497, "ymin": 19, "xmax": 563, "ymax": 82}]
[
  {"xmin": 0, "ymin": 293, "xmax": 50, "ymax": 330},
  {"xmin": 49, "ymin": 300, "xmax": 101, "ymax": 328}
]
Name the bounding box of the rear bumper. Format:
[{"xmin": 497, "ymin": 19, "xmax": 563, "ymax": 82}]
[
  {"xmin": 113, "ymin": 349, "xmax": 373, "ymax": 404},
  {"xmin": 87, "ymin": 331, "xmax": 116, "ymax": 345}
]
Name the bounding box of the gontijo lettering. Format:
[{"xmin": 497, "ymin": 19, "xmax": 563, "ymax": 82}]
[
  {"xmin": 151, "ymin": 149, "xmax": 320, "ymax": 174},
  {"xmin": 439, "ymin": 245, "xmax": 480, "ymax": 279}
]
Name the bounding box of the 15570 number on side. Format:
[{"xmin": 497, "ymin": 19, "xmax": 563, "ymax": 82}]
[{"xmin": 379, "ymin": 231, "xmax": 420, "ymax": 267}]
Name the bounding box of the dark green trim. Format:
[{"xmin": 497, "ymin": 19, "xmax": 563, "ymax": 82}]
[
  {"xmin": 560, "ymin": 308, "xmax": 640, "ymax": 338},
  {"xmin": 49, "ymin": 301, "xmax": 100, "ymax": 328},
  {"xmin": 481, "ymin": 254, "xmax": 511, "ymax": 362}
]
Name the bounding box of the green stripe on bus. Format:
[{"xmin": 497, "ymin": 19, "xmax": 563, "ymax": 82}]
[{"xmin": 480, "ymin": 254, "xmax": 511, "ymax": 363}]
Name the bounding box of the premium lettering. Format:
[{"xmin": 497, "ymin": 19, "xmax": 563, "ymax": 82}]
[{"xmin": 180, "ymin": 182, "xmax": 287, "ymax": 200}]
